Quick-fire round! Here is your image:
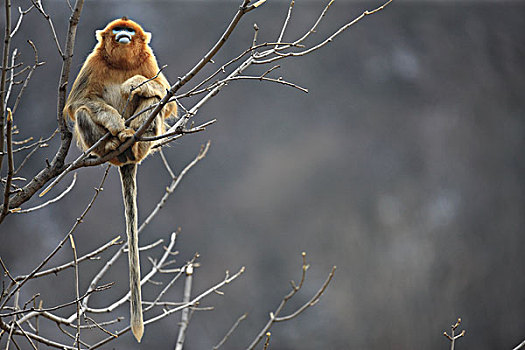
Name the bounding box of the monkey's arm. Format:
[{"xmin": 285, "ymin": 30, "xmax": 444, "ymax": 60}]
[
  {"xmin": 77, "ymin": 99, "xmax": 133, "ymax": 140},
  {"xmin": 122, "ymin": 75, "xmax": 177, "ymax": 119},
  {"xmin": 122, "ymin": 75, "xmax": 167, "ymax": 99}
]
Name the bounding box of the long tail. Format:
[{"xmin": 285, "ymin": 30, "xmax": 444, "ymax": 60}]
[{"xmin": 119, "ymin": 163, "xmax": 144, "ymax": 342}]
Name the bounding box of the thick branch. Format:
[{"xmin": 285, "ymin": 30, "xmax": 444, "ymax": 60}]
[
  {"xmin": 0, "ymin": 0, "xmax": 12, "ymax": 176},
  {"xmin": 1, "ymin": 109, "xmax": 14, "ymax": 221}
]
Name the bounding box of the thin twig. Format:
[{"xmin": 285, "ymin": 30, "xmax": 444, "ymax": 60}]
[
  {"xmin": 55, "ymin": 323, "xmax": 90, "ymax": 348},
  {"xmin": 13, "ymin": 235, "xmax": 121, "ymax": 282},
  {"xmin": 0, "ymin": 282, "xmax": 113, "ymax": 318},
  {"xmin": 159, "ymin": 148, "xmax": 175, "ymax": 179},
  {"xmin": 513, "ymin": 340, "xmax": 525, "ymax": 350},
  {"xmin": 164, "ymin": 56, "xmax": 256, "ymax": 137},
  {"xmin": 276, "ymin": 0, "xmax": 295, "ymax": 47},
  {"xmin": 12, "ymin": 128, "xmax": 57, "ymax": 154},
  {"xmin": 30, "ymin": 0, "xmax": 64, "ymax": 58},
  {"xmin": 443, "ymin": 318, "xmax": 465, "ymax": 350},
  {"xmin": 246, "ymin": 253, "xmax": 336, "ymax": 350},
  {"xmin": 6, "ymin": 290, "xmax": 19, "ymax": 350},
  {"xmin": 139, "ymin": 119, "xmax": 216, "ymax": 142},
  {"xmin": 142, "ymin": 267, "xmax": 184, "ymax": 312},
  {"xmin": 12, "ymin": 40, "xmax": 45, "ymax": 115},
  {"xmin": 83, "ymin": 316, "xmax": 118, "ymax": 338},
  {"xmin": 69, "ymin": 235, "xmax": 81, "ymax": 350},
  {"xmin": 13, "ymin": 143, "xmax": 40, "ymax": 175},
  {"xmin": 222, "ymin": 75, "xmax": 308, "ymax": 93},
  {"xmin": 0, "ymin": 318, "xmax": 80, "ymax": 350},
  {"xmin": 0, "ymin": 257, "xmax": 17, "ymax": 286},
  {"xmin": 5, "ymin": 48, "xmax": 18, "ymax": 106},
  {"xmin": 124, "ymin": 238, "xmax": 164, "ymax": 252},
  {"xmin": 13, "ymin": 173, "xmax": 77, "ymax": 214},
  {"xmin": 180, "ymin": 41, "xmax": 301, "ymax": 99},
  {"xmin": 251, "ymin": 23, "xmax": 259, "ymax": 56},
  {"xmin": 253, "ymin": 0, "xmax": 393, "ymax": 65},
  {"xmin": 213, "ymin": 313, "xmax": 248, "ymax": 350},
  {"xmin": 12, "ymin": 136, "xmax": 33, "ymax": 146},
  {"xmin": 10, "ymin": 5, "xmax": 34, "ymax": 38},
  {"xmin": 262, "ymin": 332, "xmax": 271, "ymax": 350},
  {"xmin": 81, "ymin": 316, "xmax": 123, "ymax": 331}
]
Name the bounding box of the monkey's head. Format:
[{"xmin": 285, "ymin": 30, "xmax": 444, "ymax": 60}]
[{"xmin": 95, "ymin": 17, "xmax": 153, "ymax": 70}]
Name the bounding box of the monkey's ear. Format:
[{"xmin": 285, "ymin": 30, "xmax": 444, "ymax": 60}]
[
  {"xmin": 144, "ymin": 32, "xmax": 152, "ymax": 44},
  {"xmin": 95, "ymin": 30, "xmax": 103, "ymax": 42}
]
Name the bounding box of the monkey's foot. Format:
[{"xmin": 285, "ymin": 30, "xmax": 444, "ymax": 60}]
[
  {"xmin": 104, "ymin": 137, "xmax": 120, "ymax": 153},
  {"xmin": 117, "ymin": 129, "xmax": 137, "ymax": 163}
]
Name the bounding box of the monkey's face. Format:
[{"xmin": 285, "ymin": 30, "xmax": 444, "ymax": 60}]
[
  {"xmin": 96, "ymin": 18, "xmax": 152, "ymax": 70},
  {"xmin": 111, "ymin": 26, "xmax": 136, "ymax": 45}
]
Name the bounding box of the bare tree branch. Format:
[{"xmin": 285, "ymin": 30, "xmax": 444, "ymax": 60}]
[
  {"xmin": 1, "ymin": 109, "xmax": 14, "ymax": 220},
  {"xmin": 13, "ymin": 235, "xmax": 121, "ymax": 282},
  {"xmin": 443, "ymin": 318, "xmax": 465, "ymax": 350},
  {"xmin": 0, "ymin": 284, "xmax": 112, "ymax": 318},
  {"xmin": 10, "ymin": 5, "xmax": 34, "ymax": 38},
  {"xmin": 174, "ymin": 264, "xmax": 194, "ymax": 350},
  {"xmin": 246, "ymin": 253, "xmax": 336, "ymax": 350},
  {"xmin": 513, "ymin": 339, "xmax": 525, "ymax": 350},
  {"xmin": 12, "ymin": 40, "xmax": 45, "ymax": 115},
  {"xmin": 68, "ymin": 235, "xmax": 81, "ymax": 350},
  {"xmin": 0, "ymin": 0, "xmax": 12, "ymax": 176},
  {"xmin": 13, "ymin": 173, "xmax": 77, "ymax": 214},
  {"xmin": 29, "ymin": 0, "xmax": 64, "ymax": 58},
  {"xmin": 213, "ymin": 313, "xmax": 248, "ymax": 350}
]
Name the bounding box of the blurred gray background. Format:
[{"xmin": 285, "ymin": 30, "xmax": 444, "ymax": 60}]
[{"xmin": 1, "ymin": 0, "xmax": 524, "ymax": 349}]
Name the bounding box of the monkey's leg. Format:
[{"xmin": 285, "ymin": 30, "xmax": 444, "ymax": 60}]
[
  {"xmin": 119, "ymin": 163, "xmax": 144, "ymax": 342},
  {"xmin": 75, "ymin": 107, "xmax": 134, "ymax": 164}
]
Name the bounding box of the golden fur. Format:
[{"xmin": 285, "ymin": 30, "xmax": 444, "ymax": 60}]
[{"xmin": 64, "ymin": 17, "xmax": 176, "ymax": 166}]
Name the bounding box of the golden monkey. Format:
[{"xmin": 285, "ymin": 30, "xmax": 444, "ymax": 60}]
[{"xmin": 64, "ymin": 17, "xmax": 177, "ymax": 342}]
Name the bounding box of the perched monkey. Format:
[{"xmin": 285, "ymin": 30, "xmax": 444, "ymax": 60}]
[{"xmin": 64, "ymin": 17, "xmax": 177, "ymax": 342}]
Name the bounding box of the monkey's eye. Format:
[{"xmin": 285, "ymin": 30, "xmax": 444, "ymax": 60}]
[{"xmin": 112, "ymin": 27, "xmax": 135, "ymax": 35}]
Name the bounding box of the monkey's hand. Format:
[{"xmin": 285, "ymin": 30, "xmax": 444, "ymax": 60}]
[
  {"xmin": 102, "ymin": 129, "xmax": 134, "ymax": 154},
  {"xmin": 122, "ymin": 75, "xmax": 164, "ymax": 99},
  {"xmin": 117, "ymin": 128, "xmax": 136, "ymax": 142}
]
